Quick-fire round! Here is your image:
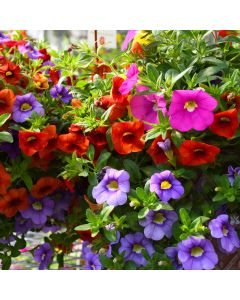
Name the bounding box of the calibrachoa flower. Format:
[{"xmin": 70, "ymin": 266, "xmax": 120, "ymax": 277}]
[
  {"xmin": 31, "ymin": 177, "xmax": 61, "ymax": 199},
  {"xmin": 139, "ymin": 209, "xmax": 178, "ymax": 240},
  {"xmin": 150, "ymin": 170, "xmax": 184, "ymax": 202},
  {"xmin": 177, "ymin": 236, "xmax": 218, "ymax": 270},
  {"xmin": 92, "ymin": 168, "xmax": 130, "ymax": 206},
  {"xmin": 12, "ymin": 93, "xmax": 44, "ymax": 123},
  {"xmin": 146, "ymin": 135, "xmax": 168, "ymax": 165},
  {"xmin": 34, "ymin": 243, "xmax": 53, "ymax": 270},
  {"xmin": 0, "ymin": 61, "xmax": 21, "ymax": 84},
  {"xmin": 82, "ymin": 242, "xmax": 102, "ymax": 270},
  {"xmin": 130, "ymin": 87, "xmax": 167, "ymax": 130},
  {"xmin": 119, "ymin": 63, "xmax": 139, "ymax": 94},
  {"xmin": 209, "ymin": 109, "xmax": 239, "ymax": 138},
  {"xmin": 111, "ymin": 121, "xmax": 145, "ymax": 154},
  {"xmin": 18, "ymin": 42, "xmax": 44, "ymax": 59},
  {"xmin": 168, "ymin": 90, "xmax": 218, "ymax": 132},
  {"xmin": 209, "ymin": 214, "xmax": 240, "ymax": 253},
  {"xmin": 14, "ymin": 215, "xmax": 35, "ymax": 234},
  {"xmin": 111, "ymin": 76, "xmax": 129, "ymax": 105},
  {"xmin": 50, "ymin": 84, "xmax": 73, "ymax": 103},
  {"xmin": 33, "ymin": 73, "xmax": 49, "ymax": 90},
  {"xmin": 165, "ymin": 247, "xmax": 183, "ymax": 270},
  {"xmin": 0, "ymin": 188, "xmax": 29, "ymax": 218},
  {"xmin": 119, "ymin": 232, "xmax": 155, "ymax": 267},
  {"xmin": 0, "ymin": 130, "xmax": 21, "ymax": 159},
  {"xmin": 121, "ymin": 30, "xmax": 137, "ymax": 51},
  {"xmin": 57, "ymin": 132, "xmax": 89, "ymax": 157},
  {"xmin": 19, "ymin": 130, "xmax": 49, "ymax": 156},
  {"xmin": 178, "ymin": 140, "xmax": 220, "ymax": 166},
  {"xmin": 20, "ymin": 196, "xmax": 54, "ymax": 225},
  {"xmin": 0, "ymin": 88, "xmax": 16, "ymax": 114},
  {"xmin": 227, "ymin": 165, "xmax": 240, "ymax": 186}
]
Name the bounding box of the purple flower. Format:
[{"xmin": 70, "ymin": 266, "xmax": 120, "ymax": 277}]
[
  {"xmin": 0, "ymin": 129, "xmax": 21, "ymax": 158},
  {"xmin": 227, "ymin": 165, "xmax": 240, "ymax": 186},
  {"xmin": 92, "ymin": 168, "xmax": 130, "ymax": 207},
  {"xmin": 52, "ymin": 191, "xmax": 72, "ymax": 221},
  {"xmin": 20, "ymin": 196, "xmax": 54, "ymax": 225},
  {"xmin": 50, "ymin": 84, "xmax": 73, "ymax": 103},
  {"xmin": 157, "ymin": 138, "xmax": 171, "ymax": 152},
  {"xmin": 12, "ymin": 93, "xmax": 45, "ymax": 123},
  {"xmin": 106, "ymin": 231, "xmax": 121, "ymax": 258},
  {"xmin": 121, "ymin": 30, "xmax": 137, "ymax": 51},
  {"xmin": 34, "ymin": 242, "xmax": 53, "ymax": 270},
  {"xmin": 119, "ymin": 232, "xmax": 155, "ymax": 267},
  {"xmin": 177, "ymin": 236, "xmax": 218, "ymax": 270},
  {"xmin": 209, "ymin": 214, "xmax": 240, "ymax": 253},
  {"xmin": 150, "ymin": 170, "xmax": 184, "ymax": 202},
  {"xmin": 130, "ymin": 88, "xmax": 167, "ymax": 130},
  {"xmin": 14, "ymin": 215, "xmax": 35, "ymax": 234},
  {"xmin": 165, "ymin": 246, "xmax": 183, "ymax": 270},
  {"xmin": 119, "ymin": 63, "xmax": 139, "ymax": 94},
  {"xmin": 139, "ymin": 210, "xmax": 178, "ymax": 240},
  {"xmin": 168, "ymin": 90, "xmax": 218, "ymax": 132},
  {"xmin": 18, "ymin": 42, "xmax": 44, "ymax": 59},
  {"xmin": 82, "ymin": 242, "xmax": 102, "ymax": 270},
  {"xmin": 0, "ymin": 32, "xmax": 10, "ymax": 43}
]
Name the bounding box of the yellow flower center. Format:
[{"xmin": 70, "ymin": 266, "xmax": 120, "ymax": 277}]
[
  {"xmin": 32, "ymin": 201, "xmax": 43, "ymax": 211},
  {"xmin": 107, "ymin": 180, "xmax": 119, "ymax": 190},
  {"xmin": 191, "ymin": 247, "xmax": 204, "ymax": 257},
  {"xmin": 21, "ymin": 103, "xmax": 32, "ymax": 111},
  {"xmin": 184, "ymin": 100, "xmax": 198, "ymax": 112},
  {"xmin": 220, "ymin": 117, "xmax": 230, "ymax": 123},
  {"xmin": 5, "ymin": 71, "xmax": 13, "ymax": 76},
  {"xmin": 133, "ymin": 244, "xmax": 144, "ymax": 254},
  {"xmin": 36, "ymin": 82, "xmax": 42, "ymax": 87},
  {"xmin": 153, "ymin": 213, "xmax": 166, "ymax": 224},
  {"xmin": 222, "ymin": 226, "xmax": 229, "ymax": 236},
  {"xmin": 27, "ymin": 136, "xmax": 36, "ymax": 142},
  {"xmin": 160, "ymin": 180, "xmax": 172, "ymax": 190}
]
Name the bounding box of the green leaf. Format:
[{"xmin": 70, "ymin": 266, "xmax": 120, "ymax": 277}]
[
  {"xmin": 179, "ymin": 208, "xmax": 191, "ymax": 227},
  {"xmin": 136, "ymin": 187, "xmax": 147, "ymax": 201},
  {"xmin": 86, "ymin": 209, "xmax": 98, "ymax": 223},
  {"xmin": 191, "ymin": 216, "xmax": 209, "ymax": 230},
  {"xmin": 196, "ymin": 65, "xmax": 227, "ymax": 84},
  {"xmin": 146, "ymin": 63, "xmax": 159, "ymax": 83},
  {"xmin": 212, "ymin": 193, "xmax": 225, "ymax": 202},
  {"xmin": 152, "ymin": 202, "xmax": 173, "ymax": 211},
  {"xmin": 95, "ymin": 150, "xmax": 111, "ymax": 171},
  {"xmin": 171, "ymin": 66, "xmax": 193, "ymax": 86},
  {"xmin": 99, "ymin": 255, "xmax": 113, "ymax": 269},
  {"xmin": 87, "ymin": 144, "xmax": 95, "ymax": 161},
  {"xmin": 138, "ymin": 207, "xmax": 149, "ymax": 219},
  {"xmin": 101, "ymin": 205, "xmax": 114, "ymax": 221},
  {"xmin": 74, "ymin": 224, "xmax": 91, "ymax": 231},
  {"xmin": 124, "ymin": 261, "xmax": 137, "ymax": 270},
  {"xmin": 88, "ymin": 172, "xmax": 98, "ymax": 186},
  {"xmin": 22, "ymin": 173, "xmax": 33, "ymax": 191},
  {"xmin": 1, "ymin": 256, "xmax": 11, "ymax": 270},
  {"xmin": 103, "ymin": 229, "xmax": 118, "ymax": 242},
  {"xmin": 123, "ymin": 159, "xmax": 141, "ymax": 183},
  {"xmin": 0, "ymin": 113, "xmax": 11, "ymax": 127},
  {"xmin": 0, "ymin": 131, "xmax": 13, "ymax": 143}
]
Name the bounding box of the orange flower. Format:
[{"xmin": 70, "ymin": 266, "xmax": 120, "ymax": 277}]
[
  {"xmin": 111, "ymin": 76, "xmax": 129, "ymax": 106},
  {"xmin": 19, "ymin": 131, "xmax": 49, "ymax": 156},
  {"xmin": 209, "ymin": 109, "xmax": 239, "ymax": 139},
  {"xmin": 0, "ymin": 163, "xmax": 11, "ymax": 195},
  {"xmin": 57, "ymin": 132, "xmax": 89, "ymax": 156},
  {"xmin": 0, "ymin": 88, "xmax": 15, "ymax": 114},
  {"xmin": 71, "ymin": 98, "xmax": 82, "ymax": 108},
  {"xmin": 31, "ymin": 152, "xmax": 55, "ymax": 171},
  {"xmin": 147, "ymin": 136, "xmax": 168, "ymax": 165},
  {"xmin": 178, "ymin": 140, "xmax": 220, "ymax": 166},
  {"xmin": 0, "ymin": 188, "xmax": 29, "ymax": 218},
  {"xmin": 33, "ymin": 73, "xmax": 49, "ymax": 90},
  {"xmin": 111, "ymin": 121, "xmax": 145, "ymax": 154},
  {"xmin": 0, "ymin": 61, "xmax": 21, "ymax": 84},
  {"xmin": 131, "ymin": 42, "xmax": 144, "ymax": 57},
  {"xmin": 31, "ymin": 177, "xmax": 61, "ymax": 199},
  {"xmin": 49, "ymin": 68, "xmax": 60, "ymax": 85},
  {"xmin": 39, "ymin": 125, "xmax": 58, "ymax": 158}
]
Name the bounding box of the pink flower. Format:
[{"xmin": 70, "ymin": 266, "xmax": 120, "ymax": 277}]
[
  {"xmin": 119, "ymin": 63, "xmax": 139, "ymax": 94},
  {"xmin": 168, "ymin": 90, "xmax": 218, "ymax": 132},
  {"xmin": 121, "ymin": 30, "xmax": 137, "ymax": 51},
  {"xmin": 130, "ymin": 85, "xmax": 167, "ymax": 130}
]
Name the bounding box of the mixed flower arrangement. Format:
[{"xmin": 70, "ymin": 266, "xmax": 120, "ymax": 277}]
[{"xmin": 1, "ymin": 30, "xmax": 240, "ymax": 270}]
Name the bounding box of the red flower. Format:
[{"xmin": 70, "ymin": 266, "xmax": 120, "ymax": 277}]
[
  {"xmin": 39, "ymin": 125, "xmax": 58, "ymax": 158},
  {"xmin": 111, "ymin": 76, "xmax": 129, "ymax": 106},
  {"xmin": 87, "ymin": 126, "xmax": 108, "ymax": 149},
  {"xmin": 49, "ymin": 68, "xmax": 60, "ymax": 85},
  {"xmin": 0, "ymin": 88, "xmax": 15, "ymax": 115},
  {"xmin": 39, "ymin": 48, "xmax": 51, "ymax": 61},
  {"xmin": 131, "ymin": 42, "xmax": 144, "ymax": 57},
  {"xmin": 71, "ymin": 98, "xmax": 82, "ymax": 108},
  {"xmin": 0, "ymin": 61, "xmax": 21, "ymax": 84},
  {"xmin": 0, "ymin": 163, "xmax": 11, "ymax": 196},
  {"xmin": 31, "ymin": 152, "xmax": 55, "ymax": 171},
  {"xmin": 19, "ymin": 131, "xmax": 49, "ymax": 156},
  {"xmin": 221, "ymin": 92, "xmax": 240, "ymax": 111},
  {"xmin": 57, "ymin": 132, "xmax": 89, "ymax": 157},
  {"xmin": 33, "ymin": 73, "xmax": 49, "ymax": 90},
  {"xmin": 31, "ymin": 177, "xmax": 61, "ymax": 199},
  {"xmin": 209, "ymin": 109, "xmax": 239, "ymax": 138},
  {"xmin": 147, "ymin": 136, "xmax": 168, "ymax": 165},
  {"xmin": 218, "ymin": 30, "xmax": 238, "ymax": 38},
  {"xmin": 0, "ymin": 187, "xmax": 29, "ymax": 218},
  {"xmin": 111, "ymin": 121, "xmax": 145, "ymax": 154},
  {"xmin": 178, "ymin": 140, "xmax": 220, "ymax": 166}
]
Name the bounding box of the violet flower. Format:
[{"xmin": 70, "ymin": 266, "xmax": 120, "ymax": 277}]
[
  {"xmin": 139, "ymin": 209, "xmax": 178, "ymax": 240},
  {"xmin": 209, "ymin": 214, "xmax": 240, "ymax": 253},
  {"xmin": 82, "ymin": 242, "xmax": 102, "ymax": 270},
  {"xmin": 50, "ymin": 84, "xmax": 73, "ymax": 103},
  {"xmin": 177, "ymin": 236, "xmax": 218, "ymax": 270},
  {"xmin": 0, "ymin": 130, "xmax": 21, "ymax": 158},
  {"xmin": 34, "ymin": 242, "xmax": 53, "ymax": 270},
  {"xmin": 119, "ymin": 232, "xmax": 155, "ymax": 267},
  {"xmin": 165, "ymin": 246, "xmax": 183, "ymax": 270},
  {"xmin": 92, "ymin": 168, "xmax": 130, "ymax": 207},
  {"xmin": 150, "ymin": 170, "xmax": 184, "ymax": 202},
  {"xmin": 18, "ymin": 42, "xmax": 44, "ymax": 59},
  {"xmin": 12, "ymin": 93, "xmax": 45, "ymax": 123},
  {"xmin": 227, "ymin": 165, "xmax": 240, "ymax": 186}
]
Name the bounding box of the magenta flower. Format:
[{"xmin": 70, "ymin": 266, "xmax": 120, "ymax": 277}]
[
  {"xmin": 119, "ymin": 63, "xmax": 139, "ymax": 95},
  {"xmin": 121, "ymin": 30, "xmax": 137, "ymax": 51},
  {"xmin": 168, "ymin": 90, "xmax": 218, "ymax": 132},
  {"xmin": 130, "ymin": 86, "xmax": 167, "ymax": 130}
]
